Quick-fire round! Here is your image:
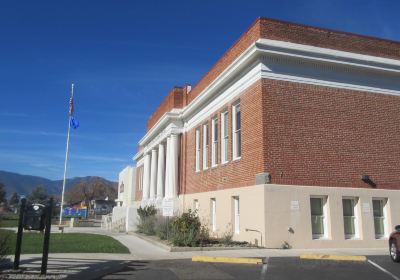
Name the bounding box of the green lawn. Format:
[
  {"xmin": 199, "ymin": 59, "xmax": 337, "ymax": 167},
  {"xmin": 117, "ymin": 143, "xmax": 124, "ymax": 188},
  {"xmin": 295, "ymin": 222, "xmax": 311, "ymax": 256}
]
[
  {"xmin": 0, "ymin": 229, "xmax": 130, "ymax": 254},
  {"xmin": 0, "ymin": 219, "xmax": 18, "ymax": 227}
]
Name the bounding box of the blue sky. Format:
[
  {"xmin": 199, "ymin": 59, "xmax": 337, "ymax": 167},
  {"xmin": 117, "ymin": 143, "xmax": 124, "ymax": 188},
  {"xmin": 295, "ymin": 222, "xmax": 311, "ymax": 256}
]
[{"xmin": 0, "ymin": 0, "xmax": 399, "ymax": 182}]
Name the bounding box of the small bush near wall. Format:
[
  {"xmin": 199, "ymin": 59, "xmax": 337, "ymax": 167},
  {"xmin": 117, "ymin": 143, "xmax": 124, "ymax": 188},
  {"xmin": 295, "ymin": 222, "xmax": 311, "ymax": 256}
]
[
  {"xmin": 137, "ymin": 205, "xmax": 157, "ymax": 235},
  {"xmin": 170, "ymin": 210, "xmax": 208, "ymax": 247}
]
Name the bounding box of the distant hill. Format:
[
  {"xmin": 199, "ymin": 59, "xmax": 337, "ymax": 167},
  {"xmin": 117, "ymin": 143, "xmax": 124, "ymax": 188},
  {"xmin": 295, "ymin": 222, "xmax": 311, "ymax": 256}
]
[{"xmin": 0, "ymin": 170, "xmax": 117, "ymax": 198}]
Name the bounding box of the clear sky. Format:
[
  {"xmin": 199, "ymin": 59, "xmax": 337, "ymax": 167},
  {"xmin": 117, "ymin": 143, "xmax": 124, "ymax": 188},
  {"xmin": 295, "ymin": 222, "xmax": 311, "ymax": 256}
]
[{"xmin": 0, "ymin": 0, "xmax": 399, "ymax": 182}]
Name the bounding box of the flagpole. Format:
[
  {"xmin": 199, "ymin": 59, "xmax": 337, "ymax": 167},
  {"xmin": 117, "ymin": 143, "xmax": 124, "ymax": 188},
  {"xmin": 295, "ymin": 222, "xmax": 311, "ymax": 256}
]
[{"xmin": 59, "ymin": 83, "xmax": 74, "ymax": 225}]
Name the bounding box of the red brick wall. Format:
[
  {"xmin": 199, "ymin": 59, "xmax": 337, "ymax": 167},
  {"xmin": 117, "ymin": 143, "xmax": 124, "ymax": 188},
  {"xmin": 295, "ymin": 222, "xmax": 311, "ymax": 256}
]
[
  {"xmin": 146, "ymin": 18, "xmax": 400, "ymax": 132},
  {"xmin": 183, "ymin": 80, "xmax": 265, "ymax": 194},
  {"xmin": 147, "ymin": 87, "xmax": 184, "ymax": 130},
  {"xmin": 259, "ymin": 18, "xmax": 400, "ymax": 60},
  {"xmin": 262, "ymin": 78, "xmax": 400, "ymax": 190}
]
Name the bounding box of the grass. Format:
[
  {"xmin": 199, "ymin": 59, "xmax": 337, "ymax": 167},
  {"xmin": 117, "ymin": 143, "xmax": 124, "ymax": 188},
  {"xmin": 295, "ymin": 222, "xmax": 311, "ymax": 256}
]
[
  {"xmin": 0, "ymin": 229, "xmax": 130, "ymax": 254},
  {"xmin": 0, "ymin": 219, "xmax": 18, "ymax": 227}
]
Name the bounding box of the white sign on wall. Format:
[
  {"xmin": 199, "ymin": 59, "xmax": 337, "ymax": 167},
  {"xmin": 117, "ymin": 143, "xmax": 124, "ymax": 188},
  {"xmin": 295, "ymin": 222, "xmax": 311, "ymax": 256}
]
[
  {"xmin": 290, "ymin": 200, "xmax": 300, "ymax": 211},
  {"xmin": 162, "ymin": 200, "xmax": 174, "ymax": 217}
]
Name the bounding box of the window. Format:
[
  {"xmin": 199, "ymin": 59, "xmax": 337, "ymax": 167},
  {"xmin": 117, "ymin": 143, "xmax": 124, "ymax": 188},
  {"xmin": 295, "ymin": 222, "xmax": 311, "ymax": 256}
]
[
  {"xmin": 373, "ymin": 199, "xmax": 388, "ymax": 239},
  {"xmin": 233, "ymin": 196, "xmax": 240, "ymax": 234},
  {"xmin": 221, "ymin": 111, "xmax": 229, "ymax": 163},
  {"xmin": 310, "ymin": 196, "xmax": 328, "ymax": 239},
  {"xmin": 232, "ymin": 103, "xmax": 241, "ymax": 159},
  {"xmin": 343, "ymin": 198, "xmax": 359, "ymax": 239},
  {"xmin": 211, "ymin": 198, "xmax": 216, "ymax": 232},
  {"xmin": 193, "ymin": 199, "xmax": 199, "ymax": 212},
  {"xmin": 211, "ymin": 117, "xmax": 218, "ymax": 167},
  {"xmin": 203, "ymin": 123, "xmax": 209, "ymax": 169},
  {"xmin": 195, "ymin": 128, "xmax": 201, "ymax": 171}
]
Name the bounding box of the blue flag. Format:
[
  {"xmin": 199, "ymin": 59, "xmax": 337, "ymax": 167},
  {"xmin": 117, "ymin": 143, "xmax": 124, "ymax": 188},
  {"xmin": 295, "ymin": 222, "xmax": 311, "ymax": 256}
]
[{"xmin": 70, "ymin": 116, "xmax": 79, "ymax": 129}]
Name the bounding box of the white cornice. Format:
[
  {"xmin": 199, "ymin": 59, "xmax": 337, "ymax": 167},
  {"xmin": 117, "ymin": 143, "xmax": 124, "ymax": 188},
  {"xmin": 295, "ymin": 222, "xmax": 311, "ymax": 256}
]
[
  {"xmin": 134, "ymin": 38, "xmax": 400, "ymax": 155},
  {"xmin": 256, "ymin": 38, "xmax": 400, "ymax": 73}
]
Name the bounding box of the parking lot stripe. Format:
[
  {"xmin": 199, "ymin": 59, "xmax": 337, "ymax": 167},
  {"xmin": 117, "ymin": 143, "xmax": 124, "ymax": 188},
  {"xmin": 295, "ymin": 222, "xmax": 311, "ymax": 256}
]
[
  {"xmin": 300, "ymin": 254, "xmax": 367, "ymax": 262},
  {"xmin": 192, "ymin": 256, "xmax": 263, "ymax": 264},
  {"xmin": 259, "ymin": 261, "xmax": 268, "ymax": 280},
  {"xmin": 368, "ymin": 260, "xmax": 400, "ymax": 280}
]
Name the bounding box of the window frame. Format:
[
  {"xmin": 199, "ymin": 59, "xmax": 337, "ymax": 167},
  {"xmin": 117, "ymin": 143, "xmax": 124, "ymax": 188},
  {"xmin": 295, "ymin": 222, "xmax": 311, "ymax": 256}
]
[
  {"xmin": 211, "ymin": 198, "xmax": 217, "ymax": 232},
  {"xmin": 232, "ymin": 102, "xmax": 241, "ymax": 160},
  {"xmin": 195, "ymin": 128, "xmax": 201, "ymax": 172},
  {"xmin": 372, "ymin": 198, "xmax": 389, "ymax": 239},
  {"xmin": 310, "ymin": 196, "xmax": 329, "ymax": 239},
  {"xmin": 233, "ymin": 196, "xmax": 240, "ymax": 235},
  {"xmin": 221, "ymin": 111, "xmax": 229, "ymax": 164},
  {"xmin": 203, "ymin": 123, "xmax": 209, "ymax": 170},
  {"xmin": 342, "ymin": 197, "xmax": 360, "ymax": 239},
  {"xmin": 211, "ymin": 117, "xmax": 218, "ymax": 167}
]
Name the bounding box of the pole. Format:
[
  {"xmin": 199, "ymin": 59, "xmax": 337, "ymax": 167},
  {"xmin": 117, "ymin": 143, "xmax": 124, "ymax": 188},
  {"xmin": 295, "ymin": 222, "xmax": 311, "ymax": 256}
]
[
  {"xmin": 41, "ymin": 197, "xmax": 53, "ymax": 275},
  {"xmin": 13, "ymin": 198, "xmax": 26, "ymax": 270},
  {"xmin": 59, "ymin": 83, "xmax": 74, "ymax": 225}
]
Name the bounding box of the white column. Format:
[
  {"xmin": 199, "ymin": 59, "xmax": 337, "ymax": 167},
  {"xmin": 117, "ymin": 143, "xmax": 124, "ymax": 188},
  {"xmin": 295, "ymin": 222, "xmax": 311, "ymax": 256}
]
[
  {"xmin": 169, "ymin": 134, "xmax": 179, "ymax": 198},
  {"xmin": 156, "ymin": 142, "xmax": 165, "ymax": 205},
  {"xmin": 149, "ymin": 149, "xmax": 158, "ymax": 202},
  {"xmin": 142, "ymin": 153, "xmax": 151, "ymax": 203},
  {"xmin": 164, "ymin": 136, "xmax": 171, "ymax": 200}
]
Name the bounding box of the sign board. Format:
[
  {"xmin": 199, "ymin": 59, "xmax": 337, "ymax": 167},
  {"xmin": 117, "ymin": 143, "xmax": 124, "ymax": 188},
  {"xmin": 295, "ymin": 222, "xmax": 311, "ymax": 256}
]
[
  {"xmin": 63, "ymin": 207, "xmax": 88, "ymax": 218},
  {"xmin": 162, "ymin": 200, "xmax": 174, "ymax": 217},
  {"xmin": 290, "ymin": 200, "xmax": 300, "ymax": 211},
  {"xmin": 362, "ymin": 202, "xmax": 370, "ymax": 213}
]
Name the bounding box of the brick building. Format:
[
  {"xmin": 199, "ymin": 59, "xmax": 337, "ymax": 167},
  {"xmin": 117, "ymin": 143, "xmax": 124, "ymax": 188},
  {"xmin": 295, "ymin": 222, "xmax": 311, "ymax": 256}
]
[{"xmin": 132, "ymin": 18, "xmax": 400, "ymax": 248}]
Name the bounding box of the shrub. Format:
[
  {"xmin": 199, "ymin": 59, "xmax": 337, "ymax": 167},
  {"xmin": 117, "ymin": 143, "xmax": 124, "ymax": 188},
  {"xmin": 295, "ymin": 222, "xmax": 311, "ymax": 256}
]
[
  {"xmin": 136, "ymin": 205, "xmax": 157, "ymax": 235},
  {"xmin": 155, "ymin": 216, "xmax": 173, "ymax": 240},
  {"xmin": 171, "ymin": 210, "xmax": 202, "ymax": 247},
  {"xmin": 221, "ymin": 230, "xmax": 233, "ymax": 245}
]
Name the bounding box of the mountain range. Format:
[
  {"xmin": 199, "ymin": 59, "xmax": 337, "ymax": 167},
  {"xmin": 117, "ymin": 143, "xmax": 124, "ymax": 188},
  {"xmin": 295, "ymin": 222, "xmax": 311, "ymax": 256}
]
[{"xmin": 0, "ymin": 170, "xmax": 117, "ymax": 198}]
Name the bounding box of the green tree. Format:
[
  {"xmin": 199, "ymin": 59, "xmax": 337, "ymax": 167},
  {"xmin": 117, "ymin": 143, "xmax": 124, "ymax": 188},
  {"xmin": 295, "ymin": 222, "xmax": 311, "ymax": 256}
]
[
  {"xmin": 9, "ymin": 192, "xmax": 19, "ymax": 206},
  {"xmin": 0, "ymin": 183, "xmax": 6, "ymax": 204},
  {"xmin": 27, "ymin": 186, "xmax": 48, "ymax": 204}
]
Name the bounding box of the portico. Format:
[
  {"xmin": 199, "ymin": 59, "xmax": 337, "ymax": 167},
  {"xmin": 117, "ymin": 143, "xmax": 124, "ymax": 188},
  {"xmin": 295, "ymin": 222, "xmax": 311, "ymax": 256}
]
[{"xmin": 133, "ymin": 111, "xmax": 183, "ymax": 212}]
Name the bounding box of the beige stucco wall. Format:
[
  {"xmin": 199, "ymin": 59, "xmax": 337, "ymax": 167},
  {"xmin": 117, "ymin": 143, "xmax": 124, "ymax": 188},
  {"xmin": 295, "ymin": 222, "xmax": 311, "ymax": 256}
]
[
  {"xmin": 180, "ymin": 185, "xmax": 266, "ymax": 246},
  {"xmin": 179, "ymin": 184, "xmax": 400, "ymax": 249},
  {"xmin": 264, "ymin": 184, "xmax": 400, "ymax": 249},
  {"xmin": 118, "ymin": 166, "xmax": 136, "ymax": 207}
]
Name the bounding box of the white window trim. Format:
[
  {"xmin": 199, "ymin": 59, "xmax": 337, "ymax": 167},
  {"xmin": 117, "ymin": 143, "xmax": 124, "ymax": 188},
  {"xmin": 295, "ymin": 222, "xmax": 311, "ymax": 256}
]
[
  {"xmin": 211, "ymin": 198, "xmax": 217, "ymax": 232},
  {"xmin": 193, "ymin": 199, "xmax": 199, "ymax": 212},
  {"xmin": 195, "ymin": 128, "xmax": 201, "ymax": 172},
  {"xmin": 211, "ymin": 117, "xmax": 218, "ymax": 167},
  {"xmin": 233, "ymin": 196, "xmax": 240, "ymax": 235},
  {"xmin": 203, "ymin": 123, "xmax": 209, "ymax": 170},
  {"xmin": 343, "ymin": 197, "xmax": 360, "ymax": 240},
  {"xmin": 221, "ymin": 111, "xmax": 229, "ymax": 164},
  {"xmin": 372, "ymin": 198, "xmax": 389, "ymax": 239},
  {"xmin": 232, "ymin": 103, "xmax": 241, "ymax": 160},
  {"xmin": 310, "ymin": 195, "xmax": 329, "ymax": 240}
]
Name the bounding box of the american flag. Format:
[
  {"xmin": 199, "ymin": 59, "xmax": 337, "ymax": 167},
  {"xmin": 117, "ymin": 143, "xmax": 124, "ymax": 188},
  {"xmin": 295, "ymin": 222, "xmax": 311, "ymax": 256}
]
[{"xmin": 69, "ymin": 96, "xmax": 74, "ymax": 115}]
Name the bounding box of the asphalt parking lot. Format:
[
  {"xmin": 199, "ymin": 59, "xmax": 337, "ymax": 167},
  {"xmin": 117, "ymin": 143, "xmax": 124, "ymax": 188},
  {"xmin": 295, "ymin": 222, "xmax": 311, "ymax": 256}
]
[{"xmin": 96, "ymin": 256, "xmax": 400, "ymax": 280}]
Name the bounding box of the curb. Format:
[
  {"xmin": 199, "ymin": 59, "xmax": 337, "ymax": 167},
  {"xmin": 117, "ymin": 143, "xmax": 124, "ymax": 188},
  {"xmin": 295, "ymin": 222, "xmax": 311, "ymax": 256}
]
[
  {"xmin": 131, "ymin": 232, "xmax": 260, "ymax": 252},
  {"xmin": 192, "ymin": 256, "xmax": 263, "ymax": 264},
  {"xmin": 300, "ymin": 254, "xmax": 367, "ymax": 262}
]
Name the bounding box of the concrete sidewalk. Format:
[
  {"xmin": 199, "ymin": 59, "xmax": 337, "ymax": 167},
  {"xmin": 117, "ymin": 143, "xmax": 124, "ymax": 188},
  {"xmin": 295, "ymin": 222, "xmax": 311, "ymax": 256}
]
[{"xmin": 3, "ymin": 227, "xmax": 389, "ymax": 279}]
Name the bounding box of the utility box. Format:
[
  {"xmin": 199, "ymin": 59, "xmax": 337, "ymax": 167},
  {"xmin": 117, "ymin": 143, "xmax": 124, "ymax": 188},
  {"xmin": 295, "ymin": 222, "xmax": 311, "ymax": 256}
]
[{"xmin": 24, "ymin": 203, "xmax": 46, "ymax": 231}]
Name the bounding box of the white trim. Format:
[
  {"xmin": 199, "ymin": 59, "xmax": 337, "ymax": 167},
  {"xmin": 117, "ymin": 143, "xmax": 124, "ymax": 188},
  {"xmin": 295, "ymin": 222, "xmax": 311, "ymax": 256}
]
[
  {"xmin": 310, "ymin": 195, "xmax": 329, "ymax": 240},
  {"xmin": 256, "ymin": 38, "xmax": 400, "ymax": 73},
  {"xmin": 221, "ymin": 111, "xmax": 229, "ymax": 164},
  {"xmin": 203, "ymin": 123, "xmax": 209, "ymax": 170},
  {"xmin": 134, "ymin": 38, "xmax": 400, "ymax": 157},
  {"xmin": 232, "ymin": 102, "xmax": 241, "ymax": 160},
  {"xmin": 211, "ymin": 117, "xmax": 218, "ymax": 167},
  {"xmin": 342, "ymin": 197, "xmax": 360, "ymax": 240},
  {"xmin": 195, "ymin": 128, "xmax": 201, "ymax": 172}
]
